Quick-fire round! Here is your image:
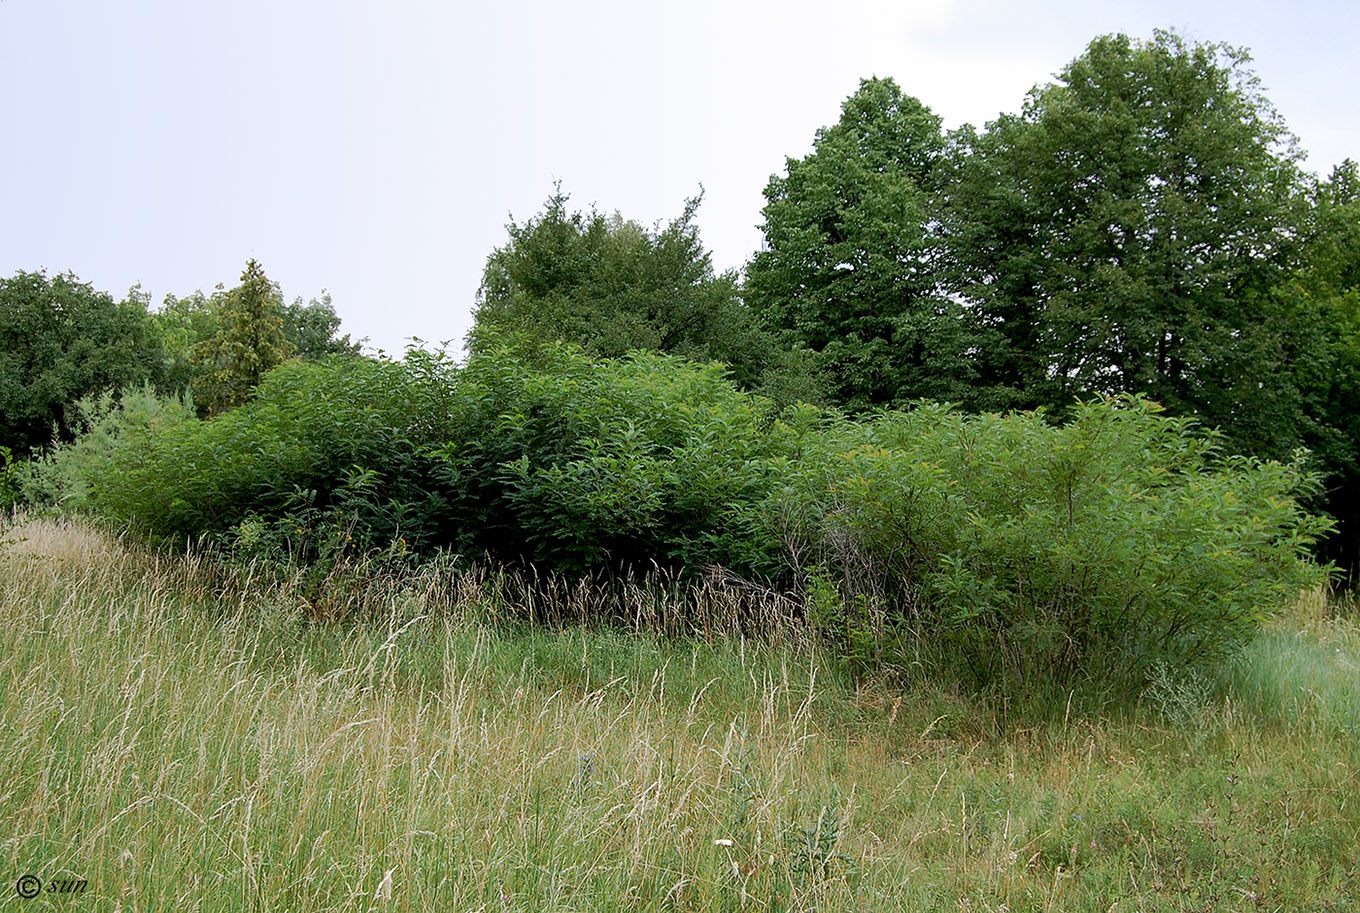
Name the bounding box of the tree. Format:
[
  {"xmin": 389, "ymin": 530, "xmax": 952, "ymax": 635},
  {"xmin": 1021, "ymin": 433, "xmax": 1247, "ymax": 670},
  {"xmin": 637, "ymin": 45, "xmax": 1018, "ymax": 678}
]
[
  {"xmin": 471, "ymin": 189, "xmax": 823, "ymax": 404},
  {"xmin": 746, "ymin": 77, "xmax": 978, "ymax": 410},
  {"xmin": 1282, "ymin": 161, "xmax": 1360, "ymax": 575},
  {"xmin": 946, "ymin": 31, "xmax": 1305, "ymax": 432},
  {"xmin": 190, "ymin": 259, "xmax": 294, "ymax": 415},
  {"xmin": 282, "ymin": 293, "xmax": 362, "ymax": 360},
  {"xmin": 154, "ymin": 285, "xmax": 359, "ymax": 402},
  {"xmin": 0, "ymin": 270, "xmax": 162, "ymax": 456},
  {"xmin": 151, "ymin": 289, "xmax": 220, "ymax": 397}
]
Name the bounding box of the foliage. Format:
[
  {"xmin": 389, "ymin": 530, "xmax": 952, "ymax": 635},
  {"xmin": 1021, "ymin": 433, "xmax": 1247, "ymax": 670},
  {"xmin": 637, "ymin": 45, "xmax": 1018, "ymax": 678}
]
[
  {"xmin": 189, "ymin": 259, "xmax": 295, "ymax": 415},
  {"xmin": 80, "ymin": 335, "xmax": 1329, "ymax": 686},
  {"xmin": 471, "ymin": 188, "xmax": 825, "ymax": 406},
  {"xmin": 90, "ymin": 355, "xmax": 453, "ymax": 557},
  {"xmin": 150, "ymin": 289, "xmax": 220, "ymax": 398},
  {"xmin": 15, "ymin": 386, "xmax": 195, "ymax": 513},
  {"xmin": 441, "ymin": 332, "xmax": 781, "ymax": 575},
  {"xmin": 281, "ymin": 292, "xmax": 362, "ymax": 360},
  {"xmin": 1286, "ymin": 161, "xmax": 1360, "ymax": 575},
  {"xmin": 84, "ymin": 339, "xmax": 785, "ymax": 580},
  {"xmin": 0, "ymin": 270, "xmax": 163, "ymax": 456},
  {"xmin": 763, "ymin": 395, "xmax": 1330, "ymax": 687},
  {"xmin": 0, "ymin": 445, "xmax": 17, "ymax": 512},
  {"xmin": 945, "ymin": 31, "xmax": 1305, "ymax": 426},
  {"xmin": 153, "ymin": 284, "xmax": 359, "ymax": 403},
  {"xmin": 747, "ymin": 77, "xmax": 979, "ymax": 410}
]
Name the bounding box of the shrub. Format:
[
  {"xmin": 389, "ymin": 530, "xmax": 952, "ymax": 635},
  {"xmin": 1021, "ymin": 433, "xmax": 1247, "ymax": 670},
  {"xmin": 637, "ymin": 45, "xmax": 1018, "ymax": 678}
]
[
  {"xmin": 87, "ymin": 339, "xmax": 783, "ymax": 576},
  {"xmin": 764, "ymin": 395, "xmax": 1331, "ymax": 688},
  {"xmin": 439, "ymin": 333, "xmax": 780, "ymax": 574},
  {"xmin": 84, "ymin": 342, "xmax": 1329, "ymax": 693},
  {"xmin": 17, "ymin": 386, "xmax": 195, "ymax": 513},
  {"xmin": 90, "ymin": 355, "xmax": 455, "ymax": 557}
]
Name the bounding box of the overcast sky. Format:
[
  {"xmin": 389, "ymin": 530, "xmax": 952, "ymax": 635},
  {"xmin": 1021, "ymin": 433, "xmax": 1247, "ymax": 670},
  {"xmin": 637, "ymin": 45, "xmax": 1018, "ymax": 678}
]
[{"xmin": 3, "ymin": 0, "xmax": 1356, "ymax": 357}]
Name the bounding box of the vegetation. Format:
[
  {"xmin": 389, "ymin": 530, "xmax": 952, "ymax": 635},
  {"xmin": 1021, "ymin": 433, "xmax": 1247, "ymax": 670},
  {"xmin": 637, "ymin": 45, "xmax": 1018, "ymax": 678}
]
[
  {"xmin": 37, "ymin": 338, "xmax": 1317, "ymax": 691},
  {"xmin": 0, "ymin": 271, "xmax": 162, "ymax": 456},
  {"xmin": 747, "ymin": 31, "xmax": 1360, "ymax": 568},
  {"xmin": 945, "ymin": 31, "xmax": 1302, "ymax": 423},
  {"xmin": 746, "ymin": 78, "xmax": 972, "ymax": 410},
  {"xmin": 1, "ymin": 27, "xmax": 1357, "ymax": 907},
  {"xmin": 470, "ymin": 189, "xmax": 824, "ymax": 406},
  {"xmin": 1, "ymin": 518, "xmax": 1357, "ymax": 911},
  {"xmin": 770, "ymin": 396, "xmax": 1328, "ymax": 688}
]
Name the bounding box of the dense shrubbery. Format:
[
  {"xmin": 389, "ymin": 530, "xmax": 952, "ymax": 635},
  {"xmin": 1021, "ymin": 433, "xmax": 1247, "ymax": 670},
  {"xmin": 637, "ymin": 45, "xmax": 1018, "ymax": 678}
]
[
  {"xmin": 769, "ymin": 398, "xmax": 1329, "ymax": 686},
  {"xmin": 90, "ymin": 355, "xmax": 451, "ymax": 555},
  {"xmin": 17, "ymin": 386, "xmax": 195, "ymax": 513},
  {"xmin": 71, "ymin": 342, "xmax": 1329, "ymax": 690}
]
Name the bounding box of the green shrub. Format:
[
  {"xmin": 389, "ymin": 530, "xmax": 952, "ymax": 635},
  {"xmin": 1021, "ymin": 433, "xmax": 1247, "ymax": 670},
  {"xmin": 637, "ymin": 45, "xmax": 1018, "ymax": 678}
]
[
  {"xmin": 90, "ymin": 355, "xmax": 455, "ymax": 557},
  {"xmin": 765, "ymin": 395, "xmax": 1331, "ymax": 688},
  {"xmin": 84, "ymin": 341, "xmax": 1329, "ymax": 693},
  {"xmin": 17, "ymin": 386, "xmax": 195, "ymax": 513},
  {"xmin": 87, "ymin": 339, "xmax": 782, "ymax": 576},
  {"xmin": 441, "ymin": 333, "xmax": 779, "ymax": 573}
]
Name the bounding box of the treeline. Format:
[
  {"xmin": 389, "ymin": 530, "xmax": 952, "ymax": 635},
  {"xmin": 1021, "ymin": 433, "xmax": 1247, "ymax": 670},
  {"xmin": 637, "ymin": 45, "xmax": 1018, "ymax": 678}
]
[
  {"xmin": 470, "ymin": 32, "xmax": 1360, "ymax": 573},
  {"xmin": 0, "ymin": 30, "xmax": 1353, "ymax": 690},
  {"xmin": 0, "ymin": 258, "xmax": 359, "ymax": 459}
]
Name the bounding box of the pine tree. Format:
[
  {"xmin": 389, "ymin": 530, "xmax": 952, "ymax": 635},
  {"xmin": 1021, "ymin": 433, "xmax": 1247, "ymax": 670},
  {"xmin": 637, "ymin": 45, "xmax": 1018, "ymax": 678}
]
[{"xmin": 191, "ymin": 259, "xmax": 293, "ymax": 415}]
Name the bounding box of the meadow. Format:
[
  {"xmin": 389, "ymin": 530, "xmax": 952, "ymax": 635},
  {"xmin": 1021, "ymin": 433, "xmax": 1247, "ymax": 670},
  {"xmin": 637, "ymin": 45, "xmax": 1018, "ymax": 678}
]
[{"xmin": 1, "ymin": 517, "xmax": 1357, "ymax": 912}]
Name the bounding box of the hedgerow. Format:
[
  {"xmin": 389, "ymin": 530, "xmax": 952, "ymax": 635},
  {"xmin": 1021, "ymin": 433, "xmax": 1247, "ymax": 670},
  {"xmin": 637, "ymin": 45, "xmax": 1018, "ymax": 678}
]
[{"xmin": 79, "ymin": 342, "xmax": 1329, "ymax": 689}]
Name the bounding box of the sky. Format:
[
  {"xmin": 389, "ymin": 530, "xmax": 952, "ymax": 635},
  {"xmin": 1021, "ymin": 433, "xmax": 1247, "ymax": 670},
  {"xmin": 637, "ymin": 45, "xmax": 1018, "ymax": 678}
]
[{"xmin": 2, "ymin": 0, "xmax": 1357, "ymax": 357}]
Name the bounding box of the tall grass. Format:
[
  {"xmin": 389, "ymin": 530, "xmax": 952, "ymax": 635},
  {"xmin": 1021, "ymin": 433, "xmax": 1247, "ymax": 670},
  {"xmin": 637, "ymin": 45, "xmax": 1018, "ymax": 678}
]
[{"xmin": 1, "ymin": 518, "xmax": 1356, "ymax": 911}]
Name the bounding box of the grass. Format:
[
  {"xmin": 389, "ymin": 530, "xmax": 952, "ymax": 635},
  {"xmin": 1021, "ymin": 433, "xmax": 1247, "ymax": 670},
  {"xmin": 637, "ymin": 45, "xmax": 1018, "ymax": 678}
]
[{"xmin": 0, "ymin": 517, "xmax": 1357, "ymax": 911}]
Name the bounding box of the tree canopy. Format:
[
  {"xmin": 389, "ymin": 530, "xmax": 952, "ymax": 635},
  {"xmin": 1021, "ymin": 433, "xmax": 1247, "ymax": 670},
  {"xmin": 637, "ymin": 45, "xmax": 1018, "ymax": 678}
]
[
  {"xmin": 946, "ymin": 31, "xmax": 1304, "ymax": 431},
  {"xmin": 0, "ymin": 271, "xmax": 161, "ymax": 456},
  {"xmin": 471, "ymin": 189, "xmax": 824, "ymax": 404},
  {"xmin": 747, "ymin": 77, "xmax": 978, "ymax": 410}
]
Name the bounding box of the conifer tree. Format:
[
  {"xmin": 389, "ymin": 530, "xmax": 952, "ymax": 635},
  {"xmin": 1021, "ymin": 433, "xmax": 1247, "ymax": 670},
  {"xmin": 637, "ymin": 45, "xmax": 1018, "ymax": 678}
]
[{"xmin": 191, "ymin": 259, "xmax": 293, "ymax": 415}]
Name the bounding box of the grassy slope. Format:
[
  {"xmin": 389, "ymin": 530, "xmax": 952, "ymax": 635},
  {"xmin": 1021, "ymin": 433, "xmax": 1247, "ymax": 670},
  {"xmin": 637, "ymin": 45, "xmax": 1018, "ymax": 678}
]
[{"xmin": 0, "ymin": 519, "xmax": 1357, "ymax": 912}]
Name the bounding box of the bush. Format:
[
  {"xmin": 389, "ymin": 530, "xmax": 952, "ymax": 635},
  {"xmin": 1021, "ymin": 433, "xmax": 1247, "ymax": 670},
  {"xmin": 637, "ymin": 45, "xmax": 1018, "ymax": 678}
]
[
  {"xmin": 764, "ymin": 396, "xmax": 1331, "ymax": 689},
  {"xmin": 83, "ymin": 342, "xmax": 1329, "ymax": 692},
  {"xmin": 90, "ymin": 355, "xmax": 454, "ymax": 557},
  {"xmin": 87, "ymin": 339, "xmax": 783, "ymax": 576},
  {"xmin": 17, "ymin": 386, "xmax": 195, "ymax": 513},
  {"xmin": 439, "ymin": 333, "xmax": 779, "ymax": 574}
]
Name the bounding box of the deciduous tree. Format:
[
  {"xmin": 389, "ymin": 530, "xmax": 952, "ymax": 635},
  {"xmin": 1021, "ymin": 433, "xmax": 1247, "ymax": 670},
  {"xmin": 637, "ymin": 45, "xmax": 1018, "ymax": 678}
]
[
  {"xmin": 471, "ymin": 189, "xmax": 823, "ymax": 405},
  {"xmin": 747, "ymin": 77, "xmax": 977, "ymax": 410},
  {"xmin": 947, "ymin": 31, "xmax": 1305, "ymax": 429},
  {"xmin": 0, "ymin": 270, "xmax": 161, "ymax": 455}
]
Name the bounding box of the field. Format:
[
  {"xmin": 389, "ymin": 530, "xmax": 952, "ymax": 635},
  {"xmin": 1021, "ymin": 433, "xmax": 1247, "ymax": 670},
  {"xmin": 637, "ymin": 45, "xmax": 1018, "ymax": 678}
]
[{"xmin": 1, "ymin": 517, "xmax": 1357, "ymax": 911}]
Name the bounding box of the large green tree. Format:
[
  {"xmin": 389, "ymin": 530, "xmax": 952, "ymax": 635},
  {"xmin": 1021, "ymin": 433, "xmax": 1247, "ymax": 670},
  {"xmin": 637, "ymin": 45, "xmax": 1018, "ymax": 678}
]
[
  {"xmin": 946, "ymin": 31, "xmax": 1305, "ymax": 434},
  {"xmin": 0, "ymin": 270, "xmax": 162, "ymax": 455},
  {"xmin": 746, "ymin": 77, "xmax": 978, "ymax": 410},
  {"xmin": 282, "ymin": 292, "xmax": 361, "ymax": 361},
  {"xmin": 471, "ymin": 189, "xmax": 823, "ymax": 404},
  {"xmin": 190, "ymin": 259, "xmax": 294, "ymax": 415}
]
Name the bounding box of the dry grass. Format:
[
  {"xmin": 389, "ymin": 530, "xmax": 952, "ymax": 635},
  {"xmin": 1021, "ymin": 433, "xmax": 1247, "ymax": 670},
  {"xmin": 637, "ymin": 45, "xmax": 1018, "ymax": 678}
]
[{"xmin": 1, "ymin": 517, "xmax": 1357, "ymax": 911}]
